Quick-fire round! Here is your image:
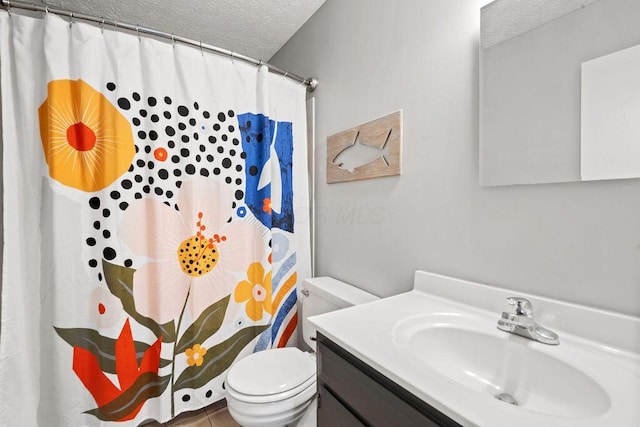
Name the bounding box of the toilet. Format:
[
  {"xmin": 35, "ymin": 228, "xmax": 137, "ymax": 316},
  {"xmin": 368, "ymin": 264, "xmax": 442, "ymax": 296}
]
[{"xmin": 225, "ymin": 277, "xmax": 378, "ymax": 427}]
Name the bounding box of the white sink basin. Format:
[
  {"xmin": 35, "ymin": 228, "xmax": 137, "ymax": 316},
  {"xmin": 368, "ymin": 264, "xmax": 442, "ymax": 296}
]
[{"xmin": 393, "ymin": 313, "xmax": 610, "ymax": 419}]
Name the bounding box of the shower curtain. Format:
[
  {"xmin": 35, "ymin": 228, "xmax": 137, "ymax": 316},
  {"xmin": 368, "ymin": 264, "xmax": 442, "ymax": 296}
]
[{"xmin": 0, "ymin": 11, "xmax": 310, "ymax": 426}]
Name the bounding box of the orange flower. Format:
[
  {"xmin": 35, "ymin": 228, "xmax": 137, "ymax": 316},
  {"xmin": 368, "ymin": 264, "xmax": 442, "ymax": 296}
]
[
  {"xmin": 185, "ymin": 344, "xmax": 207, "ymax": 367},
  {"xmin": 72, "ymin": 319, "xmax": 162, "ymax": 421},
  {"xmin": 234, "ymin": 263, "xmax": 273, "ymax": 321},
  {"xmin": 154, "ymin": 147, "xmax": 167, "ymax": 162},
  {"xmin": 262, "ymin": 198, "xmax": 272, "ymax": 214},
  {"xmin": 38, "ymin": 79, "xmax": 135, "ymax": 192}
]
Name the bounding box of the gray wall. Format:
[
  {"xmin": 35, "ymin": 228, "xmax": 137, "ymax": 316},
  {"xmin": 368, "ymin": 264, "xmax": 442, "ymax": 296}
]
[{"xmin": 270, "ymin": 0, "xmax": 640, "ymax": 316}]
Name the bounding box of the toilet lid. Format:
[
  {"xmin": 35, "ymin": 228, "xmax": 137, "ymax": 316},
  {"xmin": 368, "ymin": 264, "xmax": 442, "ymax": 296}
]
[{"xmin": 226, "ymin": 347, "xmax": 315, "ymax": 397}]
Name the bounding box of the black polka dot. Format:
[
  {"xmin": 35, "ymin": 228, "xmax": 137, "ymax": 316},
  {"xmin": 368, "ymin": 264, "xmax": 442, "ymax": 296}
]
[
  {"xmin": 200, "ymin": 168, "xmax": 209, "ymax": 177},
  {"xmin": 228, "ymin": 110, "xmax": 235, "ymax": 117},
  {"xmin": 158, "ymin": 169, "xmax": 169, "ymax": 179},
  {"xmin": 135, "ymin": 174, "xmax": 143, "ymax": 183},
  {"xmin": 246, "ymin": 120, "xmax": 252, "ymax": 128},
  {"xmin": 86, "ymin": 237, "xmax": 96, "ymax": 246},
  {"xmin": 189, "ymin": 118, "xmax": 196, "ymax": 126},
  {"xmin": 193, "ymin": 133, "xmax": 199, "ymax": 141},
  {"xmin": 168, "ymin": 140, "xmax": 175, "ymax": 149},
  {"xmin": 193, "ymin": 101, "xmax": 199, "ymax": 110},
  {"xmin": 143, "ymin": 185, "xmax": 151, "ymax": 194},
  {"xmin": 103, "ymin": 209, "xmax": 111, "ymax": 218},
  {"xmin": 128, "ymin": 164, "xmax": 135, "ymax": 172},
  {"xmin": 217, "ymin": 146, "xmax": 224, "ymax": 154},
  {"xmin": 221, "ymin": 134, "xmax": 228, "ymax": 142},
  {"xmin": 185, "ymin": 164, "xmax": 196, "ymax": 175},
  {"xmin": 119, "ymin": 202, "xmax": 129, "ymax": 211},
  {"xmin": 180, "ymin": 148, "xmax": 189, "ymax": 157},
  {"xmin": 144, "ymin": 145, "xmax": 152, "ymax": 154},
  {"xmin": 205, "ymin": 390, "xmax": 212, "ymax": 398},
  {"xmin": 225, "ymin": 177, "xmax": 232, "ymax": 184},
  {"xmin": 164, "ymin": 111, "xmax": 172, "ymax": 119},
  {"xmin": 209, "ymin": 136, "xmax": 217, "ymax": 144},
  {"xmin": 165, "ymin": 126, "xmax": 176, "ymax": 137},
  {"xmin": 257, "ymin": 133, "xmax": 264, "ymax": 142},
  {"xmin": 173, "ymin": 169, "xmax": 182, "ymax": 177},
  {"xmin": 245, "ymin": 136, "xmax": 250, "ymax": 142},
  {"xmin": 195, "ymin": 155, "xmax": 202, "ymax": 162},
  {"xmin": 106, "ymin": 82, "xmax": 116, "ymax": 91},
  {"xmin": 222, "ymin": 158, "xmax": 232, "ymax": 169},
  {"xmin": 89, "ymin": 259, "xmax": 98, "ymax": 268},
  {"xmin": 154, "ymin": 187, "xmax": 163, "ymax": 196},
  {"xmin": 110, "ymin": 191, "xmax": 121, "ymax": 200},
  {"xmin": 164, "ymin": 96, "xmax": 172, "ymax": 104},
  {"xmin": 217, "ymin": 112, "xmax": 226, "ymax": 122},
  {"xmin": 138, "ymin": 131, "xmax": 147, "ymax": 140},
  {"xmin": 93, "ymin": 221, "xmax": 101, "ymax": 230},
  {"xmin": 166, "ymin": 190, "xmax": 174, "ymax": 198},
  {"xmin": 136, "ymin": 159, "xmax": 146, "ymax": 168},
  {"xmin": 203, "ymin": 111, "xmax": 210, "ymax": 119},
  {"xmin": 178, "ymin": 123, "xmax": 187, "ymax": 131},
  {"xmin": 148, "ymin": 161, "xmax": 155, "ymax": 170},
  {"xmin": 103, "ymin": 230, "xmax": 111, "ymax": 239},
  {"xmin": 114, "ymin": 94, "xmax": 130, "ymax": 107},
  {"xmin": 132, "ymin": 92, "xmax": 141, "ymax": 101},
  {"xmin": 236, "ymin": 164, "xmax": 243, "ymax": 172},
  {"xmin": 249, "ymin": 165, "xmax": 258, "ymax": 176},
  {"xmin": 213, "ymin": 124, "xmax": 221, "ymax": 131},
  {"xmin": 135, "ymin": 193, "xmax": 142, "ymax": 199},
  {"xmin": 240, "ymin": 152, "xmax": 246, "ymax": 159},
  {"xmin": 213, "ymin": 167, "xmax": 220, "ymax": 175},
  {"xmin": 89, "ymin": 197, "xmax": 101, "ymax": 209},
  {"xmin": 235, "ymin": 190, "xmax": 244, "ymax": 200},
  {"xmin": 122, "ymin": 179, "xmax": 132, "ymax": 189},
  {"xmin": 176, "ymin": 181, "xmax": 182, "ymax": 188},
  {"xmin": 235, "ymin": 178, "xmax": 242, "ymax": 185},
  {"xmin": 132, "ymin": 117, "xmax": 141, "ymax": 126},
  {"xmin": 233, "ymin": 138, "xmax": 240, "ymax": 146},
  {"xmin": 149, "ymin": 130, "xmax": 158, "ymax": 141},
  {"xmin": 206, "ymin": 154, "xmax": 214, "ymax": 162},
  {"xmin": 147, "ymin": 97, "xmax": 157, "ymax": 106},
  {"xmin": 178, "ymin": 105, "xmax": 189, "ymax": 117},
  {"xmin": 139, "ymin": 109, "xmax": 148, "ymax": 118},
  {"xmin": 229, "ymin": 149, "xmax": 236, "ymax": 156},
  {"xmin": 172, "ymin": 155, "xmax": 180, "ymax": 164},
  {"xmin": 103, "ymin": 247, "xmax": 117, "ymax": 261},
  {"xmin": 182, "ymin": 395, "xmax": 191, "ymax": 402},
  {"xmin": 151, "ymin": 114, "xmax": 159, "ymax": 123},
  {"xmin": 124, "ymin": 259, "xmax": 133, "ymax": 267},
  {"xmin": 98, "ymin": 273, "xmax": 103, "ymax": 282},
  {"xmin": 181, "ymin": 135, "xmax": 190, "ymax": 143},
  {"xmin": 228, "ymin": 125, "xmax": 235, "ymax": 132},
  {"xmin": 135, "ymin": 145, "xmax": 140, "ymax": 153}
]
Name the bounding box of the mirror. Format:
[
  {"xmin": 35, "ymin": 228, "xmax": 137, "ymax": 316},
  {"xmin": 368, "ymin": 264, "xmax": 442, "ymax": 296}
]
[{"xmin": 480, "ymin": 0, "xmax": 640, "ymax": 186}]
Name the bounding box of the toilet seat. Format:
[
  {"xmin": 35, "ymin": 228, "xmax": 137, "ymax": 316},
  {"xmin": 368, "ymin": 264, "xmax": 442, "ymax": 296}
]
[{"xmin": 226, "ymin": 347, "xmax": 316, "ymax": 404}]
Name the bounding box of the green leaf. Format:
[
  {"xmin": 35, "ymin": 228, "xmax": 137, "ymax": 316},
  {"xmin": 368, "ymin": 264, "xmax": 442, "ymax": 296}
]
[
  {"xmin": 84, "ymin": 372, "xmax": 171, "ymax": 421},
  {"xmin": 175, "ymin": 295, "xmax": 230, "ymax": 354},
  {"xmin": 102, "ymin": 259, "xmax": 176, "ymax": 342},
  {"xmin": 54, "ymin": 327, "xmax": 171, "ymax": 373},
  {"xmin": 173, "ymin": 325, "xmax": 270, "ymax": 391}
]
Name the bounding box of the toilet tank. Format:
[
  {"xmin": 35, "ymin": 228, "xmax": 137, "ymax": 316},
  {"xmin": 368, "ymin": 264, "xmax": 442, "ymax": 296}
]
[{"xmin": 300, "ymin": 277, "xmax": 378, "ymax": 350}]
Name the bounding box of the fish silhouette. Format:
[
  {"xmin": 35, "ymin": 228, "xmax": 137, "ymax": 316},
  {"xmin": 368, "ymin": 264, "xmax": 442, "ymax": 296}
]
[{"xmin": 332, "ymin": 128, "xmax": 392, "ymax": 173}]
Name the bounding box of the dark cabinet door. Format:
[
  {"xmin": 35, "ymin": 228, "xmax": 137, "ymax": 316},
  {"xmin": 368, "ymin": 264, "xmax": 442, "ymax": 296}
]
[{"xmin": 317, "ymin": 333, "xmax": 462, "ymax": 427}]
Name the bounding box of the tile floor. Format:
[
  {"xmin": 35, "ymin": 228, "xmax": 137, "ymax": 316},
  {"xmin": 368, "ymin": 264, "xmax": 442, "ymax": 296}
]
[{"xmin": 142, "ymin": 401, "xmax": 239, "ymax": 427}]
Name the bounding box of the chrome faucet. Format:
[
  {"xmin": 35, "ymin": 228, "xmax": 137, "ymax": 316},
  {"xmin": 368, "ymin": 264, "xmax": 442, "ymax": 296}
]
[{"xmin": 497, "ymin": 297, "xmax": 559, "ymax": 345}]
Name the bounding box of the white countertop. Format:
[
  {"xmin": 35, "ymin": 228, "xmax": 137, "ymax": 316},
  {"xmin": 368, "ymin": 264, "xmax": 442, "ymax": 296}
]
[{"xmin": 309, "ymin": 271, "xmax": 640, "ymax": 427}]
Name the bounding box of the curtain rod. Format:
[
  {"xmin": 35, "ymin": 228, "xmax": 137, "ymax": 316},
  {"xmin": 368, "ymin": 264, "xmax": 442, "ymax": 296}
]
[{"xmin": 0, "ymin": 0, "xmax": 318, "ymax": 92}]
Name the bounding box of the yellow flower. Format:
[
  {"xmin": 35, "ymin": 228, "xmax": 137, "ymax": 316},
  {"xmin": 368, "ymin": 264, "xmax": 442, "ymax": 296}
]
[
  {"xmin": 234, "ymin": 263, "xmax": 273, "ymax": 321},
  {"xmin": 38, "ymin": 79, "xmax": 135, "ymax": 192},
  {"xmin": 185, "ymin": 344, "xmax": 207, "ymax": 367}
]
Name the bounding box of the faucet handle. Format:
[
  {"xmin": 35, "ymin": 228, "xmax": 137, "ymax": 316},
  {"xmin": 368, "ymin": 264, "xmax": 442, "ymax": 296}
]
[{"xmin": 506, "ymin": 297, "xmax": 533, "ymax": 317}]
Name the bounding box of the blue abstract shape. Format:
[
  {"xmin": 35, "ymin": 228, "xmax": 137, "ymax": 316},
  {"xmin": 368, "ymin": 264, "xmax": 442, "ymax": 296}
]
[
  {"xmin": 271, "ymin": 291, "xmax": 297, "ymax": 345},
  {"xmin": 237, "ymin": 113, "xmax": 294, "ymax": 232}
]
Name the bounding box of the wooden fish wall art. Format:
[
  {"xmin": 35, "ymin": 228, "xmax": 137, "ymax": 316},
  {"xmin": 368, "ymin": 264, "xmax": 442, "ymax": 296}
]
[{"xmin": 327, "ymin": 110, "xmax": 402, "ymax": 183}]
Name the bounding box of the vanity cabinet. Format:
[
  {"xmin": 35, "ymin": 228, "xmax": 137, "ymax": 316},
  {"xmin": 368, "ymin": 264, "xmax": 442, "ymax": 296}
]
[{"xmin": 317, "ymin": 333, "xmax": 461, "ymax": 427}]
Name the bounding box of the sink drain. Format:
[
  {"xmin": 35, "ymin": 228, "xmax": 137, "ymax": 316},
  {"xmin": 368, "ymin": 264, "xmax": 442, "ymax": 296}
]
[{"xmin": 495, "ymin": 393, "xmax": 518, "ymax": 406}]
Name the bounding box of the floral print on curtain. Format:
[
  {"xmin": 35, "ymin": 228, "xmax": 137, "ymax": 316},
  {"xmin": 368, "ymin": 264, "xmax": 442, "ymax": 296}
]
[{"xmin": 34, "ymin": 77, "xmax": 303, "ymax": 422}]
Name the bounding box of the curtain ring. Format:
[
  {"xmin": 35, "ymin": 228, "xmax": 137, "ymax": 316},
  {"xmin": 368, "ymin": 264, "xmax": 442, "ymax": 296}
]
[
  {"xmin": 136, "ymin": 25, "xmax": 140, "ymax": 40},
  {"xmin": 230, "ymin": 52, "xmax": 235, "ymax": 64},
  {"xmin": 199, "ymin": 40, "xmax": 203, "ymax": 56},
  {"xmin": 283, "ymin": 70, "xmax": 289, "ymax": 80},
  {"xmin": 45, "ymin": 6, "xmax": 49, "ymax": 14},
  {"xmin": 6, "ymin": 0, "xmax": 10, "ymax": 17},
  {"xmin": 69, "ymin": 12, "xmax": 73, "ymax": 28},
  {"xmin": 171, "ymin": 34, "xmax": 175, "ymax": 47},
  {"xmin": 100, "ymin": 17, "xmax": 105, "ymax": 33}
]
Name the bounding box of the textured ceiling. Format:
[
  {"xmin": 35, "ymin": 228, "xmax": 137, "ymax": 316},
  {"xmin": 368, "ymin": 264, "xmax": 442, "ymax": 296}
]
[
  {"xmin": 481, "ymin": 0, "xmax": 601, "ymax": 49},
  {"xmin": 42, "ymin": 0, "xmax": 326, "ymax": 60}
]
